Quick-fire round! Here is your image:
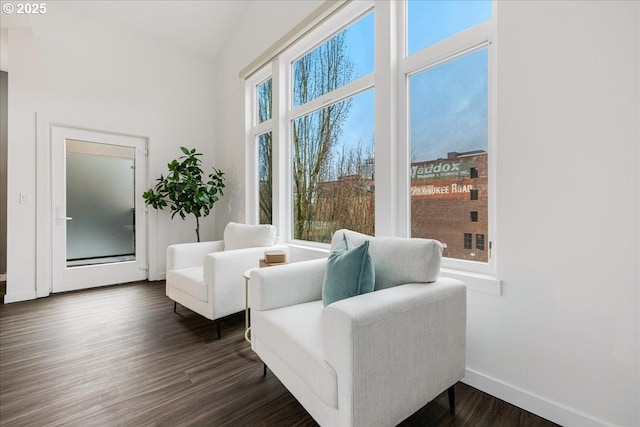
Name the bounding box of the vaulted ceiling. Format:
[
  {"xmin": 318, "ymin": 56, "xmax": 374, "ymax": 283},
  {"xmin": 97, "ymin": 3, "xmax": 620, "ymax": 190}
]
[{"xmin": 1, "ymin": 0, "xmax": 251, "ymax": 63}]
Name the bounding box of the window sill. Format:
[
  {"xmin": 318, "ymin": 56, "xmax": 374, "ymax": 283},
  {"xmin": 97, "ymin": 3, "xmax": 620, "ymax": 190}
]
[
  {"xmin": 288, "ymin": 243, "xmax": 501, "ymax": 295},
  {"xmin": 287, "ymin": 243, "xmax": 330, "ymax": 261},
  {"xmin": 440, "ymin": 268, "xmax": 501, "ymax": 296},
  {"xmin": 287, "ymin": 243, "xmax": 501, "ymax": 295}
]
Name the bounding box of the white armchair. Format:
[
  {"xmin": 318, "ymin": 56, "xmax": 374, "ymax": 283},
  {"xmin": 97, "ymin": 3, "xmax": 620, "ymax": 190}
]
[
  {"xmin": 166, "ymin": 222, "xmax": 289, "ymax": 338},
  {"xmin": 249, "ymin": 229, "xmax": 466, "ymax": 427}
]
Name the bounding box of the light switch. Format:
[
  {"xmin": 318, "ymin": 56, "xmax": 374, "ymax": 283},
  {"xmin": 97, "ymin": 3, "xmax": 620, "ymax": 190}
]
[{"xmin": 19, "ymin": 193, "xmax": 29, "ymax": 204}]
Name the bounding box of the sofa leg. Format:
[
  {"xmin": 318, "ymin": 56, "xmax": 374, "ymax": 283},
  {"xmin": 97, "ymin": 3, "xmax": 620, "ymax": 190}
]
[
  {"xmin": 263, "ymin": 363, "xmax": 267, "ymax": 377},
  {"xmin": 173, "ymin": 301, "xmax": 177, "ymax": 313},
  {"xmin": 448, "ymin": 385, "xmax": 456, "ymax": 414},
  {"xmin": 216, "ymin": 319, "xmax": 221, "ymax": 339}
]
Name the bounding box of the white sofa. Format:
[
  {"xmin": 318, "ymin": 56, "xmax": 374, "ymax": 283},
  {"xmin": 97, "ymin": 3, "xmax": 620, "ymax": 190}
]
[
  {"xmin": 166, "ymin": 222, "xmax": 289, "ymax": 338},
  {"xmin": 249, "ymin": 229, "xmax": 466, "ymax": 427}
]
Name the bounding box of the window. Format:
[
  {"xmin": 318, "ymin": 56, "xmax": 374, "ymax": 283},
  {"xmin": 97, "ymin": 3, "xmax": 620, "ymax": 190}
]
[
  {"xmin": 464, "ymin": 233, "xmax": 472, "ymax": 249},
  {"xmin": 292, "ymin": 13, "xmax": 374, "ymax": 107},
  {"xmin": 288, "ymin": 8, "xmax": 375, "ymax": 244},
  {"xmin": 407, "ymin": 1, "xmax": 492, "ymax": 265},
  {"xmin": 258, "ymin": 131, "xmax": 272, "ymax": 224},
  {"xmin": 245, "ymin": 1, "xmax": 494, "ymax": 274},
  {"xmin": 256, "ymin": 78, "xmax": 273, "ymax": 224},
  {"xmin": 247, "ymin": 70, "xmax": 274, "ymax": 226},
  {"xmin": 257, "ymin": 79, "xmax": 272, "ymax": 123},
  {"xmin": 291, "ymin": 90, "xmax": 374, "ymax": 242}
]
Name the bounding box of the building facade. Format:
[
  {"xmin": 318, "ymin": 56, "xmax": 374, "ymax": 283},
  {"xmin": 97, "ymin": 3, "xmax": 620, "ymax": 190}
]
[{"xmin": 411, "ymin": 151, "xmax": 488, "ymax": 262}]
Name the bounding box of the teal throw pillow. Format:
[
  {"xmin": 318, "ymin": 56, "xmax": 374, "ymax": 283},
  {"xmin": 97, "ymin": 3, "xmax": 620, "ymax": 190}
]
[{"xmin": 322, "ymin": 233, "xmax": 375, "ymax": 307}]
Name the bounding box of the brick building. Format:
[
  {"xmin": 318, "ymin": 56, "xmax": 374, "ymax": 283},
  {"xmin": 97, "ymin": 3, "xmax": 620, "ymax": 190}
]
[
  {"xmin": 305, "ymin": 151, "xmax": 488, "ymax": 261},
  {"xmin": 411, "ymin": 151, "xmax": 488, "ymax": 262}
]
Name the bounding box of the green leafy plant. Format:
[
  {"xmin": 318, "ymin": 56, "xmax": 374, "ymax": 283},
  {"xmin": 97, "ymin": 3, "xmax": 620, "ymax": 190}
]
[{"xmin": 143, "ymin": 147, "xmax": 225, "ymax": 242}]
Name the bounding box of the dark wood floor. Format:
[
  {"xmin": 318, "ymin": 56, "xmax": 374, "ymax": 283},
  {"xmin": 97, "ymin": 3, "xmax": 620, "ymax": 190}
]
[{"xmin": 0, "ymin": 281, "xmax": 559, "ymax": 427}]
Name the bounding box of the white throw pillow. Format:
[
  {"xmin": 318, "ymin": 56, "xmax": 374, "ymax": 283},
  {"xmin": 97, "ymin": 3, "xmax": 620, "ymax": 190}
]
[
  {"xmin": 331, "ymin": 229, "xmax": 443, "ymax": 290},
  {"xmin": 223, "ymin": 222, "xmax": 277, "ymax": 250}
]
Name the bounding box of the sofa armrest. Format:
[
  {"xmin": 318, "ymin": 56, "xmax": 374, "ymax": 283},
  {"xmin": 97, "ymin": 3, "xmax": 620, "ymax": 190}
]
[
  {"xmin": 323, "ymin": 278, "xmax": 466, "ymax": 427},
  {"xmin": 203, "ymin": 244, "xmax": 290, "ymax": 318},
  {"xmin": 203, "ymin": 244, "xmax": 291, "ymax": 287},
  {"xmin": 249, "ymin": 258, "xmax": 327, "ymax": 311},
  {"xmin": 166, "ymin": 240, "xmax": 225, "ymax": 270}
]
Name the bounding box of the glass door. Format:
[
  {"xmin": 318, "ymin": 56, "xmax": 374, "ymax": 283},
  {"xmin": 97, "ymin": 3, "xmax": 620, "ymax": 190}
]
[
  {"xmin": 52, "ymin": 126, "xmax": 147, "ymax": 292},
  {"xmin": 66, "ymin": 140, "xmax": 136, "ymax": 267}
]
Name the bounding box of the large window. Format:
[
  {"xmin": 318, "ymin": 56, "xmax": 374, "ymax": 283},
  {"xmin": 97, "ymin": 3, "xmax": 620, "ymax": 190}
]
[
  {"xmin": 409, "ymin": 48, "xmax": 489, "ymax": 262},
  {"xmin": 288, "ymin": 8, "xmax": 375, "ymax": 243},
  {"xmin": 246, "ymin": 1, "xmax": 495, "ymax": 273},
  {"xmin": 406, "ymin": 0, "xmax": 492, "ymax": 264},
  {"xmin": 247, "ymin": 70, "xmax": 274, "ymax": 226}
]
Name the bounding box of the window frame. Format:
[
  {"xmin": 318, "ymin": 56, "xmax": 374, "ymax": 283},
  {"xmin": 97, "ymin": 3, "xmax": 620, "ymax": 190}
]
[
  {"xmin": 398, "ymin": 1, "xmax": 497, "ymax": 276},
  {"xmin": 245, "ymin": 65, "xmax": 273, "ymax": 225},
  {"xmin": 278, "ymin": 0, "xmax": 376, "ymax": 245},
  {"xmin": 244, "ymin": 0, "xmax": 498, "ymax": 280}
]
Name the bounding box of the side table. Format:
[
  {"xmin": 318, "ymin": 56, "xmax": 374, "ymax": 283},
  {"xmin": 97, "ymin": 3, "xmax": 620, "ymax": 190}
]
[
  {"xmin": 243, "ymin": 257, "xmax": 288, "ymax": 344},
  {"xmin": 243, "ymin": 268, "xmax": 257, "ymax": 343}
]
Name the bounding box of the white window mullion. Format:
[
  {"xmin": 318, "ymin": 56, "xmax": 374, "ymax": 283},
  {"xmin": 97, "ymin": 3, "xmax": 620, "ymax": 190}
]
[
  {"xmin": 272, "ymin": 58, "xmax": 289, "ymax": 243},
  {"xmin": 396, "ymin": 0, "xmax": 411, "ymax": 238},
  {"xmin": 252, "ymin": 120, "xmax": 272, "ymax": 138},
  {"xmin": 374, "ymin": 0, "xmax": 400, "ymax": 237},
  {"xmin": 401, "ymin": 20, "xmax": 493, "ymax": 77},
  {"xmin": 288, "ymin": 73, "xmax": 375, "ymax": 121}
]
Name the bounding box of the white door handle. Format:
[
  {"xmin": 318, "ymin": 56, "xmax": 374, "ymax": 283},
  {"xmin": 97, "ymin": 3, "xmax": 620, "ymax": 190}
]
[{"xmin": 56, "ymin": 207, "xmax": 72, "ymax": 222}]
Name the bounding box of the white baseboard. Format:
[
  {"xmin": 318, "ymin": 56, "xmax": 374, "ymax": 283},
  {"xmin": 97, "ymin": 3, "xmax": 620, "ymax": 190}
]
[
  {"xmin": 463, "ymin": 369, "xmax": 608, "ymax": 427},
  {"xmin": 4, "ymin": 291, "xmax": 37, "ymax": 304}
]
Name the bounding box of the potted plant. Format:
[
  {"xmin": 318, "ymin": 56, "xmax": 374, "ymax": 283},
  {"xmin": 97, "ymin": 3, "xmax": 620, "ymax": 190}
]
[{"xmin": 143, "ymin": 147, "xmax": 225, "ymax": 242}]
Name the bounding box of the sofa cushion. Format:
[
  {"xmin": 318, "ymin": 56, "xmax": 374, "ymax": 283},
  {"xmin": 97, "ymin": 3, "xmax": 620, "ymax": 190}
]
[
  {"xmin": 322, "ymin": 232, "xmax": 375, "ymax": 307},
  {"xmin": 253, "ymin": 300, "xmax": 338, "ymax": 408},
  {"xmin": 331, "ymin": 229, "xmax": 443, "ymax": 290},
  {"xmin": 223, "ymin": 222, "xmax": 276, "ymax": 250},
  {"xmin": 166, "ymin": 266, "xmax": 208, "ymax": 302}
]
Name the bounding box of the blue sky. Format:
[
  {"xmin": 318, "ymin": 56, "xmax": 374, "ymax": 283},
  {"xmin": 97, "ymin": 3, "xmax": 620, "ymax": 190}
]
[
  {"xmin": 407, "ymin": 0, "xmax": 492, "ymax": 55},
  {"xmin": 410, "ymin": 47, "xmax": 488, "ymax": 161},
  {"xmin": 334, "ymin": 1, "xmax": 491, "ymax": 163}
]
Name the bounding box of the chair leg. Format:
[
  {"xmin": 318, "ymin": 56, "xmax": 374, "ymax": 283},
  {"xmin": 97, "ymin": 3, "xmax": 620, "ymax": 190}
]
[
  {"xmin": 173, "ymin": 301, "xmax": 177, "ymax": 313},
  {"xmin": 263, "ymin": 363, "xmax": 267, "ymax": 377},
  {"xmin": 448, "ymin": 385, "xmax": 456, "ymax": 415},
  {"xmin": 216, "ymin": 319, "xmax": 221, "ymax": 340}
]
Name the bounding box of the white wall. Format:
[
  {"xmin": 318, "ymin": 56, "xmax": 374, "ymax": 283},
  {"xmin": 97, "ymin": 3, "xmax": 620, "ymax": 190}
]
[
  {"xmin": 465, "ymin": 2, "xmax": 638, "ymax": 426},
  {"xmin": 5, "ymin": 5, "xmax": 218, "ymax": 301},
  {"xmin": 213, "ymin": 0, "xmax": 324, "ymax": 240},
  {"xmin": 6, "ymin": 0, "xmax": 636, "ymax": 424},
  {"xmin": 215, "ymin": 1, "xmax": 639, "ymax": 426}
]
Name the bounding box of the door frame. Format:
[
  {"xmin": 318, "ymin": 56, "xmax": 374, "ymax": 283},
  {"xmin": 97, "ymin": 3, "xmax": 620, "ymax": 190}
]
[{"xmin": 36, "ymin": 116, "xmax": 149, "ymax": 297}]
